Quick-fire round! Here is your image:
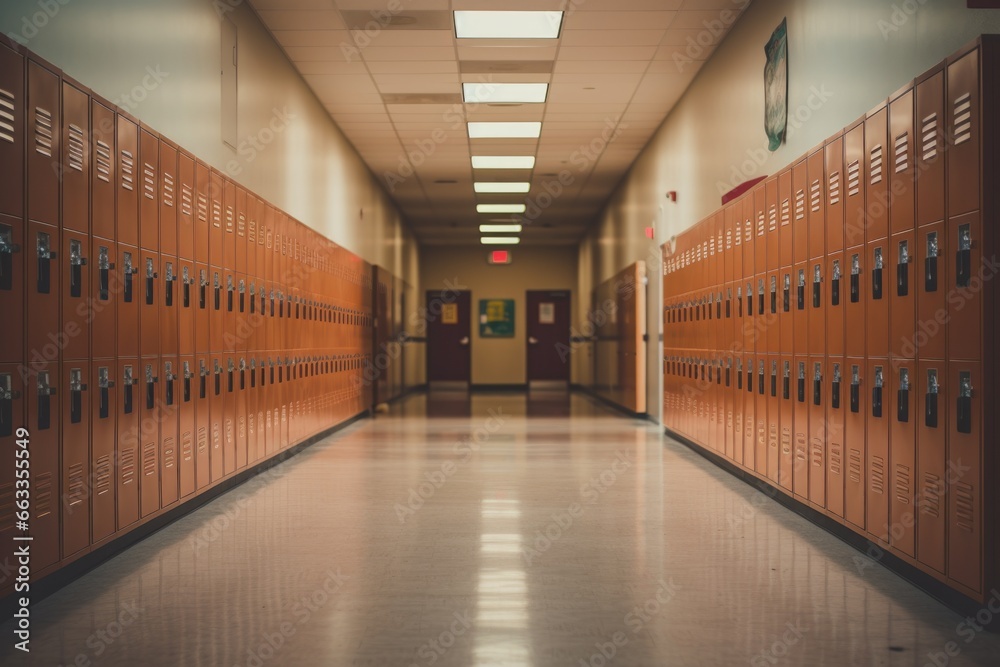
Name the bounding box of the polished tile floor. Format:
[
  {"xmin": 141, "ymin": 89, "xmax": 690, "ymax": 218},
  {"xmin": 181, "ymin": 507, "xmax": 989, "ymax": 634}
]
[{"xmin": 3, "ymin": 391, "xmax": 1000, "ymax": 666}]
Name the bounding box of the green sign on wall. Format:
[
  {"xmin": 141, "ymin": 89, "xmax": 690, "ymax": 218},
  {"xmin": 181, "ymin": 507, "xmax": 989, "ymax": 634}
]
[{"xmin": 479, "ymin": 299, "xmax": 515, "ymax": 338}]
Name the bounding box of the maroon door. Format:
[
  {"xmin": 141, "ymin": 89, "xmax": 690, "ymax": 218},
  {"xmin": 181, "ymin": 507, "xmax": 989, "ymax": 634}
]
[
  {"xmin": 527, "ymin": 291, "xmax": 571, "ymax": 382},
  {"xmin": 426, "ymin": 290, "xmax": 471, "ymax": 383}
]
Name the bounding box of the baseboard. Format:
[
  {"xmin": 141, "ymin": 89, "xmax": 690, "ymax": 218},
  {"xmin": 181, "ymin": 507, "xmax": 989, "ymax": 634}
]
[
  {"xmin": 470, "ymin": 383, "xmax": 528, "ymax": 392},
  {"xmin": 664, "ymin": 426, "xmax": 998, "ymax": 629},
  {"xmin": 572, "ymin": 385, "xmax": 648, "ymax": 420},
  {"xmin": 0, "ymin": 410, "xmax": 371, "ymax": 616}
]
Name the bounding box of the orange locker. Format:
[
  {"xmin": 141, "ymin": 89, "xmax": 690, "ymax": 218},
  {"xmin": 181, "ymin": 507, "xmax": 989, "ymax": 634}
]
[
  {"xmin": 766, "ymin": 355, "xmax": 780, "ymax": 484},
  {"xmin": 237, "ymin": 273, "xmax": 249, "ymax": 354},
  {"xmin": 946, "ymin": 45, "xmax": 980, "ymax": 218},
  {"xmin": 0, "ymin": 366, "xmax": 25, "ymax": 598},
  {"xmin": 778, "ymin": 170, "xmax": 792, "ymax": 268},
  {"xmin": 27, "ymin": 59, "xmax": 59, "ymax": 227},
  {"xmin": 793, "ymin": 263, "xmax": 808, "ymax": 353},
  {"xmin": 864, "ymin": 104, "xmax": 889, "ymax": 243},
  {"xmin": 61, "ymin": 231, "xmax": 91, "ymax": 361},
  {"xmin": 160, "ymin": 357, "xmax": 179, "ymax": 508},
  {"xmin": 889, "ymin": 232, "xmax": 916, "ymax": 359},
  {"xmin": 792, "ymin": 159, "xmax": 808, "ymax": 265},
  {"xmin": 724, "ymin": 356, "xmax": 734, "ymax": 461},
  {"xmin": 0, "ymin": 43, "xmax": 24, "ymax": 217},
  {"xmin": 845, "ymin": 249, "xmax": 865, "ymax": 358},
  {"xmin": 236, "ymin": 187, "xmax": 248, "ymax": 275},
  {"xmin": 825, "ymin": 134, "xmax": 846, "ymax": 254},
  {"xmin": 224, "ymin": 271, "xmax": 237, "ymax": 352},
  {"xmin": 194, "ymin": 161, "xmax": 210, "ymax": 264},
  {"xmin": 195, "ymin": 264, "xmax": 209, "ymax": 352},
  {"xmin": 946, "ymin": 212, "xmax": 982, "ymax": 362},
  {"xmin": 843, "ymin": 120, "xmax": 866, "ymax": 249},
  {"xmin": 177, "ymin": 151, "xmax": 195, "ymax": 260},
  {"xmin": 766, "ymin": 270, "xmax": 779, "ymax": 353},
  {"xmin": 62, "ymin": 362, "xmax": 91, "ymax": 558},
  {"xmin": 826, "ymin": 359, "xmax": 846, "ymax": 518},
  {"xmin": 91, "ymin": 240, "xmax": 115, "ymax": 360},
  {"xmin": 947, "ymin": 363, "xmax": 982, "ymax": 593},
  {"xmin": 263, "ymin": 358, "xmax": 275, "ymax": 457},
  {"xmin": 778, "ymin": 357, "xmax": 793, "ymax": 491},
  {"xmin": 194, "ymin": 356, "xmax": 211, "ymax": 490},
  {"xmin": 178, "ymin": 259, "xmax": 195, "ymax": 355},
  {"xmin": 889, "ymin": 86, "xmax": 915, "ymax": 237},
  {"xmin": 866, "ymin": 362, "xmax": 890, "ymax": 543},
  {"xmin": 210, "ymin": 357, "xmax": 225, "ymax": 481},
  {"xmin": 0, "ymin": 214, "xmax": 26, "ymax": 362},
  {"xmin": 916, "ymin": 361, "xmax": 946, "ymax": 573},
  {"xmin": 915, "ymin": 66, "xmax": 945, "ymax": 229},
  {"xmin": 223, "ymin": 356, "xmax": 237, "ymax": 475},
  {"xmin": 742, "ymin": 355, "xmax": 755, "ymax": 469},
  {"xmin": 116, "ymin": 360, "xmax": 140, "ymax": 529},
  {"xmin": 889, "ymin": 361, "xmax": 916, "ymax": 557},
  {"xmin": 808, "ymin": 358, "xmax": 826, "ymax": 508},
  {"xmin": 159, "ymin": 140, "xmax": 178, "ymax": 257},
  {"xmin": 779, "ymin": 270, "xmax": 792, "ymax": 355},
  {"xmin": 28, "ymin": 222, "xmax": 59, "ymax": 353},
  {"xmin": 248, "ymin": 357, "xmax": 260, "ymax": 464},
  {"xmin": 867, "ymin": 242, "xmax": 889, "ymax": 359},
  {"xmin": 139, "ymin": 129, "xmax": 159, "ymax": 250},
  {"xmin": 61, "ymin": 81, "xmax": 90, "ymax": 235},
  {"xmin": 26, "ymin": 365, "xmax": 60, "ymax": 571},
  {"xmin": 138, "ymin": 360, "xmax": 160, "ymax": 518},
  {"xmin": 792, "ymin": 358, "xmax": 809, "ymax": 499},
  {"xmin": 139, "ymin": 250, "xmax": 159, "ymax": 358},
  {"xmin": 116, "ymin": 115, "xmax": 139, "ymax": 247},
  {"xmin": 91, "ymin": 99, "xmax": 115, "ymax": 241},
  {"xmin": 210, "ymin": 268, "xmax": 224, "ymax": 352},
  {"xmin": 844, "ymin": 361, "xmax": 866, "ymax": 530},
  {"xmin": 755, "ymin": 357, "xmax": 767, "ymax": 476},
  {"xmin": 915, "ymin": 223, "xmax": 946, "ymax": 360},
  {"xmin": 209, "ymin": 170, "xmax": 224, "ymax": 268},
  {"xmin": 178, "ymin": 357, "xmax": 196, "ymax": 498},
  {"xmin": 808, "ymin": 261, "xmax": 825, "ymax": 354},
  {"xmin": 91, "ymin": 363, "xmax": 116, "ymax": 543}
]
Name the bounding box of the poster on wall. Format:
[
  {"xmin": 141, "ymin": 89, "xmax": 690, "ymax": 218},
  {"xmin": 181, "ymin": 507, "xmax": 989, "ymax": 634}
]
[
  {"xmin": 479, "ymin": 299, "xmax": 515, "ymax": 338},
  {"xmin": 441, "ymin": 303, "xmax": 458, "ymax": 324},
  {"xmin": 764, "ymin": 18, "xmax": 788, "ymax": 152},
  {"xmin": 539, "ymin": 303, "xmax": 555, "ymax": 324}
]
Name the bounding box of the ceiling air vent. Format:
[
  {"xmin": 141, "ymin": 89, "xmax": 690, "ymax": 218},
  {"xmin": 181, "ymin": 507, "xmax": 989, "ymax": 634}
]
[
  {"xmin": 382, "ymin": 93, "xmax": 463, "ymax": 105},
  {"xmin": 459, "ymin": 61, "xmax": 555, "ymax": 74},
  {"xmin": 339, "ymin": 10, "xmax": 452, "ymax": 31}
]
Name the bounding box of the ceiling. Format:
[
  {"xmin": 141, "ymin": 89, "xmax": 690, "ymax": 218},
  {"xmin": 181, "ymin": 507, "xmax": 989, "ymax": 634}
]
[{"xmin": 248, "ymin": 0, "xmax": 749, "ymax": 246}]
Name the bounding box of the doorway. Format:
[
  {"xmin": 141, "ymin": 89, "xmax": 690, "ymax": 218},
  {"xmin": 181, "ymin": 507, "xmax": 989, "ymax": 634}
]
[
  {"xmin": 426, "ymin": 290, "xmax": 471, "ymax": 386},
  {"xmin": 526, "ymin": 290, "xmax": 571, "ymax": 387}
]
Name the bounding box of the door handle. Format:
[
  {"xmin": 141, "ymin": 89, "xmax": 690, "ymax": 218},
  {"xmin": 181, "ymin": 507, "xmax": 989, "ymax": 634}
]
[
  {"xmin": 872, "ymin": 367, "xmax": 884, "ymax": 418},
  {"xmin": 250, "ymin": 360, "xmax": 257, "ymax": 388},
  {"xmin": 239, "ymin": 280, "xmax": 246, "ymax": 313},
  {"xmin": 1, "ymin": 373, "xmax": 22, "ymax": 437},
  {"xmin": 850, "ymin": 254, "xmax": 861, "ymax": 303},
  {"xmin": 199, "ymin": 270, "xmax": 208, "ymax": 309},
  {"xmin": 239, "ymin": 359, "xmax": 246, "ymax": 390},
  {"xmin": 770, "ymin": 364, "xmax": 777, "ymax": 397},
  {"xmin": 214, "ymin": 360, "xmax": 223, "ymax": 395},
  {"xmin": 182, "ymin": 267, "xmax": 191, "ymax": 308},
  {"xmin": 214, "ymin": 272, "xmax": 222, "ymax": 311},
  {"xmin": 0, "ymin": 223, "xmax": 20, "ymax": 292},
  {"xmin": 746, "ymin": 284, "xmax": 753, "ymax": 316},
  {"xmin": 165, "ymin": 262, "xmax": 175, "ymax": 307},
  {"xmin": 831, "ymin": 261, "xmax": 841, "ymax": 306},
  {"xmin": 782, "ymin": 275, "xmax": 790, "ymax": 312},
  {"xmin": 227, "ymin": 359, "xmax": 235, "ymax": 393},
  {"xmin": 797, "ymin": 270, "xmax": 805, "ymax": 310},
  {"xmin": 145, "ymin": 257, "xmax": 157, "ymax": 305},
  {"xmin": 758, "ymin": 281, "xmax": 765, "ymax": 315},
  {"xmin": 872, "ymin": 248, "xmax": 884, "ymax": 300},
  {"xmin": 813, "ymin": 266, "xmax": 822, "ymax": 308},
  {"xmin": 69, "ymin": 239, "xmax": 87, "ymax": 299},
  {"xmin": 145, "ymin": 364, "xmax": 158, "ymax": 409},
  {"xmin": 36, "ymin": 231, "xmax": 55, "ymax": 295},
  {"xmin": 199, "ymin": 361, "xmax": 209, "ymax": 399},
  {"xmin": 227, "ymin": 275, "xmax": 235, "ymax": 312},
  {"xmin": 527, "ymin": 337, "xmax": 537, "ymax": 345},
  {"xmin": 797, "ymin": 363, "xmax": 806, "ymax": 403},
  {"xmin": 36, "ymin": 371, "xmax": 55, "ymax": 430},
  {"xmin": 249, "ymin": 282, "xmax": 256, "ymax": 314},
  {"xmin": 897, "ymin": 241, "xmax": 909, "ymax": 298},
  {"xmin": 925, "ymin": 369, "xmax": 939, "ymax": 428},
  {"xmin": 897, "ymin": 368, "xmax": 910, "ymax": 423},
  {"xmin": 183, "ymin": 362, "xmax": 193, "ymax": 403},
  {"xmin": 782, "ymin": 363, "xmax": 790, "ymax": 400},
  {"xmin": 770, "ymin": 277, "xmax": 777, "ymax": 314},
  {"xmin": 98, "ymin": 246, "xmax": 113, "ymax": 301},
  {"xmin": 850, "ymin": 366, "xmax": 861, "ymax": 414},
  {"xmin": 164, "ymin": 363, "xmax": 175, "ymax": 406},
  {"xmin": 813, "ymin": 364, "xmax": 822, "ymax": 406},
  {"xmin": 758, "ymin": 364, "xmax": 765, "ymax": 395},
  {"xmin": 831, "ymin": 365, "xmax": 841, "ymax": 410},
  {"xmin": 925, "ymin": 232, "xmax": 939, "ymax": 293},
  {"xmin": 123, "ymin": 365, "xmax": 137, "ymax": 414},
  {"xmin": 957, "ymin": 371, "xmax": 973, "ymax": 434},
  {"xmin": 69, "ymin": 368, "xmax": 87, "ymax": 424},
  {"xmin": 956, "ymin": 224, "xmax": 972, "ymax": 288}
]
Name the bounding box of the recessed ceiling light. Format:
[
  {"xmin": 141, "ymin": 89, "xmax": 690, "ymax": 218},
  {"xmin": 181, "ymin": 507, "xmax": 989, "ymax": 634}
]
[
  {"xmin": 454, "ymin": 11, "xmax": 563, "ymax": 39},
  {"xmin": 472, "ymin": 156, "xmax": 536, "ymax": 169},
  {"xmin": 480, "ymin": 224, "xmax": 523, "ymax": 233},
  {"xmin": 463, "ymin": 83, "xmax": 548, "ymax": 104},
  {"xmin": 481, "ymin": 237, "xmax": 522, "ymax": 245},
  {"xmin": 474, "ymin": 182, "xmax": 531, "ymax": 194},
  {"xmin": 468, "ymin": 122, "xmax": 541, "ymax": 139},
  {"xmin": 478, "ymin": 204, "xmax": 526, "ymax": 214}
]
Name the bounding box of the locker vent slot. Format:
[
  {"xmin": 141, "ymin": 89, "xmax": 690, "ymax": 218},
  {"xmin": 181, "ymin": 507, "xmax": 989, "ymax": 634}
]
[
  {"xmin": 870, "ymin": 455, "xmax": 885, "ymax": 495},
  {"xmin": 922, "ymin": 113, "xmax": 939, "ymax": 160},
  {"xmin": 197, "ymin": 194, "xmax": 208, "ymax": 222},
  {"xmin": 767, "ymin": 206, "xmax": 776, "ymax": 233},
  {"xmin": 847, "ymin": 160, "xmax": 861, "ymax": 196},
  {"xmin": 142, "ymin": 441, "xmax": 157, "ymax": 476},
  {"xmin": 795, "ymin": 190, "xmax": 806, "ymax": 221},
  {"xmin": 829, "ymin": 172, "xmax": 841, "ymax": 205},
  {"xmin": 34, "ymin": 106, "xmax": 53, "ymax": 157},
  {"xmin": 894, "ymin": 132, "xmax": 909, "ymax": 173},
  {"xmin": 921, "ymin": 473, "xmax": 942, "ymax": 518},
  {"xmin": 829, "ymin": 442, "xmax": 842, "ymax": 475},
  {"xmin": 869, "ymin": 145, "xmax": 883, "ymax": 185},
  {"xmin": 212, "ymin": 200, "xmax": 223, "ymax": 228},
  {"xmin": 0, "ymin": 87, "xmax": 15, "ymax": 143},
  {"xmin": 96, "ymin": 140, "xmax": 112, "ymax": 183},
  {"xmin": 953, "ymin": 92, "xmax": 972, "ymax": 145},
  {"xmin": 810, "ymin": 439, "xmax": 823, "ymax": 468},
  {"xmin": 954, "ymin": 482, "xmax": 974, "ymax": 532},
  {"xmin": 226, "ymin": 206, "xmax": 235, "ymax": 232},
  {"xmin": 182, "ymin": 432, "xmax": 194, "ymax": 461},
  {"xmin": 163, "ymin": 172, "xmax": 175, "ymax": 207},
  {"xmin": 35, "ymin": 472, "xmax": 53, "ymax": 517},
  {"xmin": 848, "ymin": 448, "xmax": 862, "ymax": 483},
  {"xmin": 248, "ymin": 221, "xmax": 257, "ymax": 244},
  {"xmin": 143, "ymin": 162, "xmax": 156, "ymax": 200},
  {"xmin": 67, "ymin": 124, "xmax": 85, "ymax": 172},
  {"xmin": 67, "ymin": 462, "xmax": 85, "ymax": 508},
  {"xmin": 163, "ymin": 437, "xmax": 175, "ymax": 469},
  {"xmin": 238, "ymin": 212, "xmax": 246, "ymax": 237},
  {"xmin": 121, "ymin": 149, "xmax": 135, "ymax": 191},
  {"xmin": 894, "ymin": 464, "xmax": 911, "ymax": 504},
  {"xmin": 95, "ymin": 454, "xmax": 112, "ymax": 496},
  {"xmin": 197, "ymin": 426, "xmax": 208, "ymax": 454},
  {"xmin": 780, "ymin": 198, "xmax": 790, "ymax": 226},
  {"xmin": 120, "ymin": 447, "xmax": 136, "ymax": 485},
  {"xmin": 810, "ymin": 180, "xmax": 822, "ymax": 213},
  {"xmin": 0, "ymin": 482, "xmax": 14, "ymax": 531},
  {"xmin": 181, "ymin": 184, "xmax": 193, "ymax": 216}
]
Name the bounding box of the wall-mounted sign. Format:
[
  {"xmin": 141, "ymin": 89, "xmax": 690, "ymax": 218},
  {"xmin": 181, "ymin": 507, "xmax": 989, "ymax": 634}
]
[
  {"xmin": 441, "ymin": 303, "xmax": 459, "ymax": 324},
  {"xmin": 479, "ymin": 299, "xmax": 514, "ymax": 338},
  {"xmin": 539, "ymin": 302, "xmax": 555, "ymax": 324}
]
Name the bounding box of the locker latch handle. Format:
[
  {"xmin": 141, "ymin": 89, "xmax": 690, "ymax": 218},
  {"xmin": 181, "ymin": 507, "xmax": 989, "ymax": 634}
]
[
  {"xmin": 98, "ymin": 246, "xmax": 113, "ymax": 301},
  {"xmin": 850, "ymin": 255, "xmax": 861, "ymax": 304},
  {"xmin": 812, "ymin": 265, "xmax": 822, "ymax": 308},
  {"xmin": 164, "ymin": 363, "xmax": 175, "ymax": 406},
  {"xmin": 250, "ymin": 360, "xmax": 257, "ymax": 388},
  {"xmin": 831, "ymin": 365, "xmax": 842, "ymax": 410},
  {"xmin": 182, "ymin": 266, "xmax": 192, "ymax": 307},
  {"xmin": 872, "ymin": 248, "xmax": 884, "ymax": 300},
  {"xmin": 956, "ymin": 224, "xmax": 972, "ymax": 288},
  {"xmin": 214, "ymin": 273, "xmax": 222, "ymax": 310},
  {"xmin": 145, "ymin": 257, "xmax": 157, "ymax": 306},
  {"xmin": 36, "ymin": 371, "xmax": 55, "ymax": 430},
  {"xmin": 239, "ymin": 358, "xmax": 247, "ymax": 390},
  {"xmin": 897, "ymin": 369, "xmax": 910, "ymax": 423},
  {"xmin": 770, "ymin": 362, "xmax": 777, "ymax": 397},
  {"xmin": 850, "ymin": 366, "xmax": 861, "ymax": 414},
  {"xmin": 782, "ymin": 274, "xmax": 790, "ymax": 312},
  {"xmin": 925, "ymin": 370, "xmax": 939, "ymax": 428},
  {"xmin": 183, "ymin": 362, "xmax": 193, "ymax": 403},
  {"xmin": 716, "ymin": 293, "xmax": 722, "ymax": 320},
  {"xmin": 214, "ymin": 360, "xmax": 223, "ymax": 396},
  {"xmin": 746, "ymin": 283, "xmax": 753, "ymax": 316},
  {"xmin": 737, "ymin": 287, "xmax": 744, "ymax": 317},
  {"xmin": 1, "ymin": 373, "xmax": 21, "ymax": 438},
  {"xmin": 69, "ymin": 240, "xmax": 87, "ymax": 299},
  {"xmin": 199, "ymin": 361, "xmax": 209, "ymax": 399},
  {"xmin": 813, "ymin": 365, "xmax": 822, "ymax": 406},
  {"xmin": 782, "ymin": 363, "xmax": 790, "ymax": 401},
  {"xmin": 737, "ymin": 361, "xmax": 743, "ymax": 390},
  {"xmin": 831, "ymin": 260, "xmax": 842, "ymax": 307},
  {"xmin": 259, "ymin": 286, "xmax": 266, "ymax": 315},
  {"xmin": 69, "ymin": 368, "xmax": 87, "ymax": 424},
  {"xmin": 872, "ymin": 367, "xmax": 884, "ymax": 418},
  {"xmin": 726, "ymin": 289, "xmax": 732, "ymax": 319},
  {"xmin": 36, "ymin": 231, "xmax": 55, "ymax": 295},
  {"xmin": 725, "ymin": 360, "xmax": 731, "ymax": 388},
  {"xmin": 770, "ymin": 277, "xmax": 777, "ymax": 314},
  {"xmin": 0, "ymin": 224, "xmax": 20, "ymax": 292},
  {"xmin": 123, "ymin": 253, "xmax": 138, "ymax": 303},
  {"xmin": 957, "ymin": 372, "xmax": 973, "ymax": 434},
  {"xmin": 797, "ymin": 363, "xmax": 806, "ymax": 403},
  {"xmin": 227, "ymin": 359, "xmax": 235, "ymax": 393},
  {"xmin": 270, "ymin": 289, "xmax": 276, "ymax": 317},
  {"xmin": 249, "ymin": 281, "xmax": 256, "ymax": 314},
  {"xmin": 97, "ymin": 367, "xmax": 114, "ymax": 420},
  {"xmin": 797, "ymin": 271, "xmax": 806, "ymax": 311},
  {"xmin": 239, "ymin": 279, "xmax": 246, "ymax": 313},
  {"xmin": 278, "ymin": 290, "xmax": 285, "ymax": 318},
  {"xmin": 227, "ymin": 275, "xmax": 235, "ymax": 312},
  {"xmin": 165, "ymin": 262, "xmax": 175, "ymax": 307},
  {"xmin": 897, "ymin": 241, "xmax": 909, "ymax": 298},
  {"xmin": 925, "ymin": 232, "xmax": 939, "ymax": 293},
  {"xmin": 123, "ymin": 366, "xmax": 137, "ymax": 415},
  {"xmin": 145, "ymin": 365, "xmax": 158, "ymax": 410}
]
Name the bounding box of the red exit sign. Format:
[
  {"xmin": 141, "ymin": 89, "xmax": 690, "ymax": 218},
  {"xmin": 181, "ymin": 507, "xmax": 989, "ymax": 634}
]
[{"xmin": 488, "ymin": 250, "xmax": 511, "ymax": 265}]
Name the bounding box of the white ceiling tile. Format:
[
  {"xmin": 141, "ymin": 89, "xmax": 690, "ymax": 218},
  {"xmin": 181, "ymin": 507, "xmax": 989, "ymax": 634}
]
[
  {"xmin": 367, "ymin": 60, "xmax": 459, "ymax": 74},
  {"xmin": 361, "ymin": 47, "xmax": 456, "ymax": 61},
  {"xmin": 366, "ymin": 30, "xmax": 454, "ymax": 47},
  {"xmin": 560, "ymin": 29, "xmax": 665, "ymax": 47},
  {"xmin": 455, "ymin": 46, "xmax": 559, "ymax": 61},
  {"xmin": 273, "ymin": 30, "xmax": 349, "ymax": 47},
  {"xmin": 570, "ymin": 0, "xmax": 683, "ymax": 10},
  {"xmin": 553, "ymin": 60, "xmax": 651, "ymax": 74},
  {"xmin": 284, "ymin": 46, "xmax": 353, "ymax": 61},
  {"xmin": 334, "ymin": 0, "xmax": 450, "ymax": 8},
  {"xmin": 563, "ymin": 11, "xmax": 677, "ymax": 30},
  {"xmin": 252, "ymin": 0, "xmax": 336, "ymax": 9},
  {"xmin": 558, "ymin": 46, "xmax": 658, "ymax": 61},
  {"xmin": 297, "ymin": 60, "xmax": 370, "ymax": 74}
]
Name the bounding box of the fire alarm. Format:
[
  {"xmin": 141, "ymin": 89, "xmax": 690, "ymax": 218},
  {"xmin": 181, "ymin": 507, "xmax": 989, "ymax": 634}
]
[{"xmin": 666, "ymin": 191, "xmax": 677, "ymax": 202}]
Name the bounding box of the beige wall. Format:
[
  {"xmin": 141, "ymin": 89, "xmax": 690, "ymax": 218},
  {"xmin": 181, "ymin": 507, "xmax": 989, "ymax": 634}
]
[
  {"xmin": 421, "ymin": 246, "xmax": 577, "ymax": 386},
  {"xmin": 579, "ymin": 0, "xmax": 1000, "ymax": 422}
]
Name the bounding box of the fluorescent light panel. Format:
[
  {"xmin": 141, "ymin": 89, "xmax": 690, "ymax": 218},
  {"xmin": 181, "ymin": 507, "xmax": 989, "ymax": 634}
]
[
  {"xmin": 477, "ymin": 204, "xmax": 526, "ymax": 214},
  {"xmin": 463, "ymin": 83, "xmax": 548, "ymax": 104},
  {"xmin": 472, "ymin": 156, "xmax": 536, "ymax": 169},
  {"xmin": 481, "ymin": 237, "xmax": 521, "ymax": 245},
  {"xmin": 474, "ymin": 182, "xmax": 531, "ymax": 194},
  {"xmin": 468, "ymin": 122, "xmax": 542, "ymax": 139},
  {"xmin": 454, "ymin": 11, "xmax": 563, "ymax": 39},
  {"xmin": 480, "ymin": 224, "xmax": 523, "ymax": 233}
]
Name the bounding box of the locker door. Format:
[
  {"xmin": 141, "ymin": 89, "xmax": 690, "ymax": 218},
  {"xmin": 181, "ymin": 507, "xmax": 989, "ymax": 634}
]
[
  {"xmin": 807, "ymin": 147, "xmax": 825, "ymax": 262},
  {"xmin": 61, "ymin": 81, "xmax": 90, "ymax": 235},
  {"xmin": 792, "ymin": 160, "xmax": 809, "ymax": 268},
  {"xmin": 915, "ymin": 68, "xmax": 945, "ymax": 228},
  {"xmin": 224, "ymin": 270, "xmax": 236, "ymax": 352},
  {"xmin": 139, "ymin": 250, "xmax": 159, "ymax": 358},
  {"xmin": 916, "ymin": 361, "xmax": 946, "ymax": 573},
  {"xmin": 844, "ymin": 361, "xmax": 866, "ymax": 530},
  {"xmin": 62, "ymin": 362, "xmax": 91, "ymax": 557},
  {"xmin": 246, "ymin": 196, "xmax": 258, "ymax": 285},
  {"xmin": 805, "ymin": 358, "xmax": 826, "ymax": 508},
  {"xmin": 766, "ymin": 269, "xmax": 779, "ymax": 354},
  {"xmin": 263, "ymin": 358, "xmax": 274, "ymax": 457},
  {"xmin": 224, "ymin": 180, "xmax": 236, "ymax": 270},
  {"xmin": 825, "ymin": 134, "xmax": 846, "ymax": 255},
  {"xmin": 866, "ymin": 242, "xmax": 889, "ymax": 359},
  {"xmin": 915, "ymin": 223, "xmax": 946, "ymax": 360},
  {"xmin": 177, "ymin": 152, "xmax": 195, "ymax": 260},
  {"xmin": 26, "ymin": 366, "xmax": 60, "ymax": 570},
  {"xmin": 755, "ymin": 357, "xmax": 767, "ymax": 475},
  {"xmin": 159, "ymin": 141, "xmax": 178, "ymax": 257},
  {"xmin": 947, "ymin": 363, "xmax": 981, "ymax": 593},
  {"xmin": 27, "ymin": 222, "xmax": 59, "ymax": 353},
  {"xmin": 866, "ymin": 362, "xmax": 889, "ymax": 543},
  {"xmin": 194, "ymin": 162, "xmax": 210, "ymax": 264},
  {"xmin": 116, "ymin": 116, "xmax": 139, "ymax": 247},
  {"xmin": 61, "ymin": 231, "xmax": 90, "ymax": 361},
  {"xmin": 946, "ymin": 212, "xmax": 981, "ymax": 362},
  {"xmin": 808, "ymin": 261, "xmax": 825, "ymax": 355},
  {"xmin": 779, "ymin": 170, "xmax": 793, "ymax": 268},
  {"xmin": 237, "ymin": 273, "xmax": 248, "ymax": 354},
  {"xmin": 279, "ymin": 358, "xmax": 290, "ymax": 450},
  {"xmin": 843, "ymin": 120, "xmax": 866, "ymax": 249},
  {"xmin": 209, "ymin": 170, "xmax": 224, "ymax": 268},
  {"xmin": 160, "ymin": 358, "xmax": 179, "ymax": 508},
  {"xmin": 210, "ymin": 357, "xmax": 224, "ymax": 480},
  {"xmin": 178, "ymin": 357, "xmax": 196, "ymax": 499},
  {"xmin": 195, "ymin": 264, "xmax": 210, "ymax": 353},
  {"xmin": 724, "ymin": 357, "xmax": 734, "ymax": 462},
  {"xmin": 91, "ymin": 364, "xmax": 116, "ymax": 543},
  {"xmin": 792, "ymin": 358, "xmax": 809, "ymax": 499},
  {"xmin": 766, "ymin": 355, "xmax": 780, "ymax": 484},
  {"xmin": 779, "ymin": 270, "xmax": 792, "ymax": 357},
  {"xmin": 91, "ymin": 100, "xmax": 115, "ymax": 241},
  {"xmin": 0, "ymin": 367, "xmax": 25, "ymax": 597},
  {"xmin": 178, "ymin": 259, "xmax": 195, "ymax": 355},
  {"xmin": 845, "ymin": 249, "xmax": 865, "ymax": 358},
  {"xmin": 139, "ymin": 361, "xmax": 160, "ymax": 517},
  {"xmin": 0, "ymin": 214, "xmax": 25, "ymax": 362},
  {"xmin": 210, "ymin": 268, "xmax": 224, "ymax": 352},
  {"xmin": 194, "ymin": 357, "xmax": 211, "ymax": 490},
  {"xmin": 889, "ymin": 362, "xmax": 916, "ymax": 557},
  {"xmin": 889, "ymin": 87, "xmax": 915, "ymax": 237},
  {"xmin": 116, "ymin": 360, "xmax": 140, "ymax": 529},
  {"xmin": 864, "ymin": 105, "xmax": 889, "ymax": 243},
  {"xmin": 826, "ymin": 359, "xmax": 846, "ymax": 518},
  {"xmin": 889, "ymin": 232, "xmax": 916, "ymax": 359},
  {"xmin": 946, "ymin": 46, "xmax": 980, "ymax": 218},
  {"xmin": 223, "ymin": 356, "xmax": 236, "ymax": 475},
  {"xmin": 247, "ymin": 358, "xmax": 259, "ymax": 464},
  {"xmin": 0, "ymin": 43, "xmax": 25, "ymax": 217},
  {"xmin": 27, "ymin": 60, "xmax": 59, "ymax": 227}
]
